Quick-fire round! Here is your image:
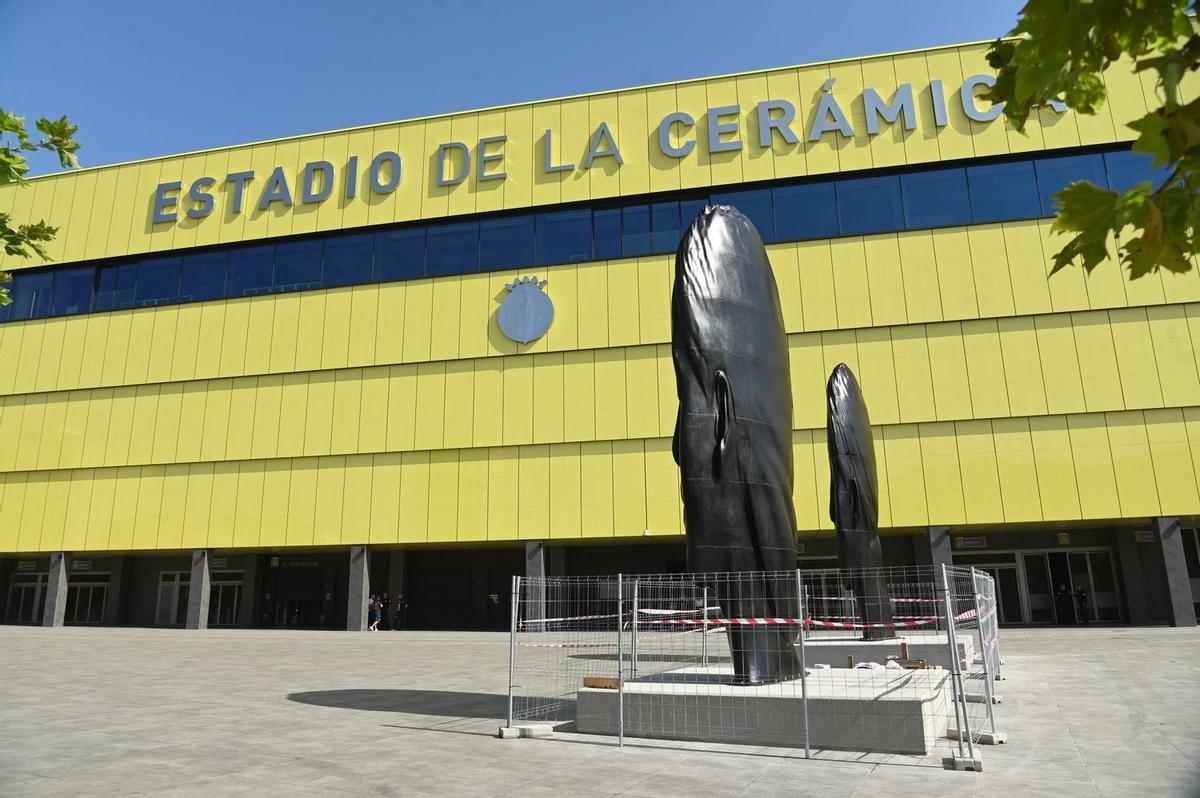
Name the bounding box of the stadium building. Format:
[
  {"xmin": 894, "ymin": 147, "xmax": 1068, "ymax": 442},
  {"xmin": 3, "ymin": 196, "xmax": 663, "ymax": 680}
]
[{"xmin": 0, "ymin": 40, "xmax": 1197, "ymax": 631}]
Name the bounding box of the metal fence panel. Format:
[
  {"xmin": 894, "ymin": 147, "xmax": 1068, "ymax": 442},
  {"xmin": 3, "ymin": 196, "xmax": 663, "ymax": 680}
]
[{"xmin": 507, "ymin": 565, "xmax": 996, "ymax": 768}]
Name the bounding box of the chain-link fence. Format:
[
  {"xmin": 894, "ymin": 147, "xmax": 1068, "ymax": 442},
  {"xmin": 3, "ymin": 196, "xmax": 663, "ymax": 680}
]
[{"xmin": 507, "ymin": 565, "xmax": 998, "ymax": 770}]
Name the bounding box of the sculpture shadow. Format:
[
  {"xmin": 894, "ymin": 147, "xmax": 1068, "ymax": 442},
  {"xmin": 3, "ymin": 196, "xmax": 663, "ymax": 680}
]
[{"xmin": 287, "ymin": 689, "xmax": 507, "ymax": 719}]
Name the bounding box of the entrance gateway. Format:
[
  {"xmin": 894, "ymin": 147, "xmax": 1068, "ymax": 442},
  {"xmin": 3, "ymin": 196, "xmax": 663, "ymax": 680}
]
[{"xmin": 968, "ymin": 547, "xmax": 1122, "ymax": 625}]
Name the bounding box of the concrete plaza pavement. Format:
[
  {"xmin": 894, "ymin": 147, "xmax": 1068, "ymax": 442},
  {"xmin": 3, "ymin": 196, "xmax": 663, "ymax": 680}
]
[{"xmin": 0, "ymin": 625, "xmax": 1197, "ymax": 797}]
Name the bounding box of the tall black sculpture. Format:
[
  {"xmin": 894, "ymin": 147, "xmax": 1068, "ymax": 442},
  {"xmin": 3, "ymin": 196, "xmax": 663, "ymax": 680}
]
[
  {"xmin": 671, "ymin": 205, "xmax": 802, "ymax": 685},
  {"xmin": 826, "ymin": 363, "xmax": 895, "ymax": 640}
]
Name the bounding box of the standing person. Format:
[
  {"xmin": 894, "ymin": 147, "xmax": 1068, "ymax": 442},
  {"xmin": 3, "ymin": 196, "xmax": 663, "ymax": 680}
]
[
  {"xmin": 1074, "ymin": 583, "xmax": 1090, "ymax": 624},
  {"xmin": 1054, "ymin": 583, "xmax": 1076, "ymax": 625},
  {"xmin": 381, "ymin": 592, "xmax": 391, "ymax": 631},
  {"xmin": 398, "ymin": 593, "xmax": 407, "ymax": 629}
]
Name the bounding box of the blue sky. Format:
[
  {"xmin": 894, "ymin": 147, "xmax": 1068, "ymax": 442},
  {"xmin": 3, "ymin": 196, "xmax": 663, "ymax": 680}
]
[{"xmin": 5, "ymin": 0, "xmax": 1025, "ymax": 175}]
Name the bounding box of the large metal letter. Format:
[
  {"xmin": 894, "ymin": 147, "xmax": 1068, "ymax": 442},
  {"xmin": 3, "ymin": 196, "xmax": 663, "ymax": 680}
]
[
  {"xmin": 369, "ymin": 151, "xmax": 402, "ymax": 193},
  {"xmin": 302, "ymin": 160, "xmax": 335, "ymax": 203},
  {"xmin": 437, "ymin": 142, "xmax": 470, "ymax": 186},
  {"xmin": 226, "ymin": 171, "xmax": 255, "ymax": 214},
  {"xmin": 541, "ymin": 129, "xmax": 574, "ymax": 173},
  {"xmin": 186, "ymin": 177, "xmax": 215, "ymax": 219},
  {"xmin": 477, "ymin": 135, "xmax": 507, "ymax": 181},
  {"xmin": 152, "ymin": 181, "xmax": 181, "ymax": 223},
  {"xmin": 706, "ymin": 105, "xmax": 742, "ymax": 153},
  {"xmin": 863, "ymin": 84, "xmax": 916, "ymax": 134},
  {"xmin": 257, "ymin": 166, "xmax": 293, "ymax": 210},
  {"xmin": 583, "ymin": 122, "xmax": 623, "ymax": 168},
  {"xmin": 960, "ymin": 74, "xmax": 1004, "ymax": 122},
  {"xmin": 756, "ymin": 100, "xmax": 798, "ymax": 147},
  {"xmin": 658, "ymin": 111, "xmax": 695, "ymax": 158}
]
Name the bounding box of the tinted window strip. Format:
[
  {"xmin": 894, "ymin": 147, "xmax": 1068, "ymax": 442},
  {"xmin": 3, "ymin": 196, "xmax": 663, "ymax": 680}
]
[{"xmin": 0, "ymin": 144, "xmax": 1147, "ymax": 324}]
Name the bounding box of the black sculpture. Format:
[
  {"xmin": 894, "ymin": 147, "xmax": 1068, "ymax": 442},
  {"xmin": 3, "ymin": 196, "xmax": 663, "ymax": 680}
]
[
  {"xmin": 826, "ymin": 363, "xmax": 895, "ymax": 640},
  {"xmin": 671, "ymin": 205, "xmax": 802, "ymax": 685}
]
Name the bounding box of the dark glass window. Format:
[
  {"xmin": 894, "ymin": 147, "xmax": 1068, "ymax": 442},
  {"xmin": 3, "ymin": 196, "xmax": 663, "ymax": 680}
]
[
  {"xmin": 94, "ymin": 262, "xmax": 137, "ymax": 311},
  {"xmin": 179, "ymin": 252, "xmax": 226, "ymax": 302},
  {"xmin": 1105, "ymin": 150, "xmax": 1173, "ymax": 192},
  {"xmin": 593, "ymin": 208, "xmax": 621, "ymax": 260},
  {"xmin": 134, "ymin": 256, "xmax": 181, "ymax": 307},
  {"xmin": 426, "ymin": 221, "xmax": 479, "ymax": 276},
  {"xmin": 480, "ymin": 216, "xmax": 534, "ymax": 271},
  {"xmin": 901, "ymin": 168, "xmax": 971, "ymax": 228},
  {"xmin": 225, "ymin": 245, "xmax": 275, "ymax": 297},
  {"xmin": 273, "ymin": 240, "xmax": 323, "ymax": 290},
  {"xmin": 621, "ymin": 205, "xmax": 651, "ymax": 257},
  {"xmin": 650, "ymin": 202, "xmax": 681, "ymax": 253},
  {"xmin": 323, "ymin": 233, "xmax": 374, "ymax": 287},
  {"xmin": 966, "ymin": 160, "xmax": 1040, "ymax": 223},
  {"xmin": 1035, "ymin": 154, "xmax": 1107, "ymax": 215},
  {"xmin": 536, "ymin": 209, "xmax": 591, "ymax": 265},
  {"xmin": 375, "ymin": 229, "xmax": 425, "ymax": 281},
  {"xmin": 680, "ymin": 198, "xmax": 709, "ymax": 231},
  {"xmin": 836, "ymin": 175, "xmax": 903, "ymax": 235},
  {"xmin": 773, "ymin": 183, "xmax": 838, "ymax": 241},
  {"xmin": 6, "ymin": 270, "xmax": 53, "ymax": 320},
  {"xmin": 50, "ymin": 267, "xmax": 94, "ymax": 316},
  {"xmin": 712, "ymin": 189, "xmax": 775, "ymax": 242}
]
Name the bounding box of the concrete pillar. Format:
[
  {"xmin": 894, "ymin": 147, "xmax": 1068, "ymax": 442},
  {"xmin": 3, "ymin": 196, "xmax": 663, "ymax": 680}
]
[
  {"xmin": 347, "ymin": 545, "xmax": 370, "ymax": 631},
  {"xmin": 1155, "ymin": 517, "xmax": 1198, "ymax": 627},
  {"xmin": 185, "ymin": 549, "xmax": 213, "ymax": 630},
  {"xmin": 387, "ymin": 550, "xmax": 407, "ymax": 629},
  {"xmin": 915, "ymin": 526, "xmax": 953, "ymax": 569},
  {"xmin": 42, "ymin": 552, "xmax": 70, "ymax": 627},
  {"xmin": 525, "ymin": 541, "xmax": 546, "ymax": 626}
]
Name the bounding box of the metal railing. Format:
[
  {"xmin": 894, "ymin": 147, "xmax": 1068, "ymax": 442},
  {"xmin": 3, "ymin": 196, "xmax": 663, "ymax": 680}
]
[{"xmin": 506, "ymin": 564, "xmax": 997, "ymax": 770}]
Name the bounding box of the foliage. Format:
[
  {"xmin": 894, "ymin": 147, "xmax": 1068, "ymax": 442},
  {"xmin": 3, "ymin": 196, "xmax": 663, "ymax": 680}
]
[
  {"xmin": 985, "ymin": 0, "xmax": 1198, "ymax": 279},
  {"xmin": 0, "ymin": 110, "xmax": 80, "ymax": 303}
]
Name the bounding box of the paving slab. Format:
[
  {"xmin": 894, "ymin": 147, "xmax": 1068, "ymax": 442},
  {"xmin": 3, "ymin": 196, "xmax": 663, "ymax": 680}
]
[{"xmin": 0, "ymin": 625, "xmax": 1197, "ymax": 796}]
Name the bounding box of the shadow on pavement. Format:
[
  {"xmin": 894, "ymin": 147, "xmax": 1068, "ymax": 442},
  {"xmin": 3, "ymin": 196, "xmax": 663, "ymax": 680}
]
[{"xmin": 287, "ymin": 689, "xmax": 506, "ymax": 718}]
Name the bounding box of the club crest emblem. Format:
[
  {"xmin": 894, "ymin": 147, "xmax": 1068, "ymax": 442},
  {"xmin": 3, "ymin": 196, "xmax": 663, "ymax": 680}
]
[{"xmin": 498, "ymin": 276, "xmax": 553, "ymax": 343}]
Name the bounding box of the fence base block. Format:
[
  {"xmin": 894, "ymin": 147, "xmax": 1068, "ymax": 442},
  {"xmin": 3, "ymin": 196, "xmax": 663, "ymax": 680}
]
[
  {"xmin": 947, "ymin": 727, "xmax": 1007, "ymax": 745},
  {"xmin": 497, "ymin": 724, "xmax": 555, "ymax": 740},
  {"xmin": 944, "ymin": 755, "xmax": 984, "ymax": 772}
]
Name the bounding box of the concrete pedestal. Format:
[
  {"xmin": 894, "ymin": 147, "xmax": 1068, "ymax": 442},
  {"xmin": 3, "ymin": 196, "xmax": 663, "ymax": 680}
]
[{"xmin": 577, "ymin": 665, "xmax": 952, "ymax": 755}]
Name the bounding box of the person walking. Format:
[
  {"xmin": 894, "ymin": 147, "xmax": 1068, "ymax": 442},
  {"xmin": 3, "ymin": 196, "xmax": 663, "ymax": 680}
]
[
  {"xmin": 1074, "ymin": 583, "xmax": 1090, "ymax": 624},
  {"xmin": 369, "ymin": 595, "xmax": 381, "ymax": 631}
]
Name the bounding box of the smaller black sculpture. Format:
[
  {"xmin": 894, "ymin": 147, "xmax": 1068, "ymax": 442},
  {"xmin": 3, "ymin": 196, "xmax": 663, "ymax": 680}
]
[{"xmin": 826, "ymin": 364, "xmax": 895, "ymax": 641}]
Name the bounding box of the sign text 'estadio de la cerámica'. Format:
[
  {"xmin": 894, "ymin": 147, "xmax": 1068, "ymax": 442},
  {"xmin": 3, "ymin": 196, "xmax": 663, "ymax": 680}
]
[{"xmin": 152, "ymin": 74, "xmax": 1065, "ymax": 224}]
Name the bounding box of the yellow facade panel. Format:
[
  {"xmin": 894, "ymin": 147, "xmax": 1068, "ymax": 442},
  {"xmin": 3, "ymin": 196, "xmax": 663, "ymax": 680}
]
[
  {"xmin": 517, "ymin": 445, "xmax": 551, "ymax": 540},
  {"xmin": 1144, "ymin": 408, "xmax": 1200, "ymax": 515},
  {"xmin": 991, "ymin": 418, "xmax": 1042, "ymax": 522},
  {"xmin": 1105, "ymin": 411, "xmax": 1161, "ymax": 518}
]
